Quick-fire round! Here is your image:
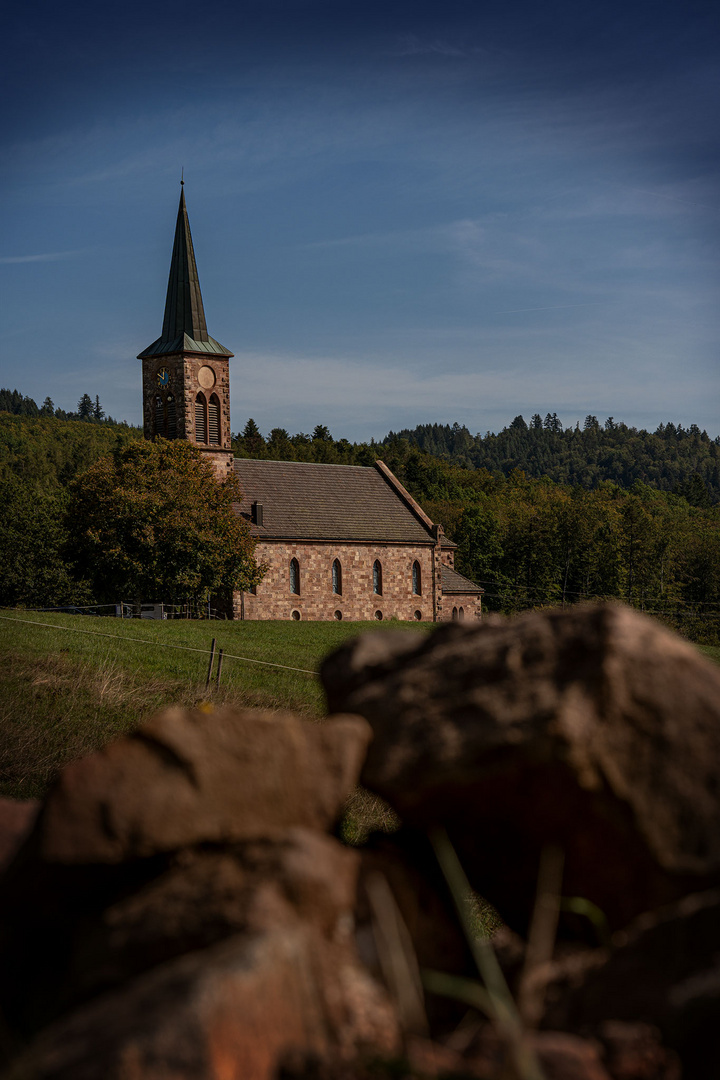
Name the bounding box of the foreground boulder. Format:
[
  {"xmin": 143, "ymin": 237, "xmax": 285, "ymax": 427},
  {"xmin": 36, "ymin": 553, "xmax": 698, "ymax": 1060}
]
[
  {"xmin": 543, "ymin": 887, "xmax": 720, "ymax": 1077},
  {"xmin": 0, "ymin": 797, "xmax": 39, "ymax": 871},
  {"xmin": 322, "ymin": 604, "xmax": 720, "ymax": 932},
  {"xmin": 0, "ymin": 706, "xmax": 399, "ymax": 1078},
  {"xmin": 33, "ymin": 704, "xmax": 371, "ymax": 864}
]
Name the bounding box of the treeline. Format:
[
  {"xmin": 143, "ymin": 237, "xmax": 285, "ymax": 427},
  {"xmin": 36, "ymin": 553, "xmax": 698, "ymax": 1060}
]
[
  {"xmin": 3, "ymin": 413, "xmax": 720, "ymax": 643},
  {"xmin": 232, "ymin": 418, "xmax": 720, "ymax": 642},
  {"xmin": 390, "ymin": 416, "xmax": 720, "ymax": 505},
  {"xmin": 0, "ymin": 388, "xmax": 133, "ymax": 426}
]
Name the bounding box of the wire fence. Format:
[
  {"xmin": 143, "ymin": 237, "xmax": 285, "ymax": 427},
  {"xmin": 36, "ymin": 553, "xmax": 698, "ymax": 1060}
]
[{"xmin": 0, "ymin": 612, "xmax": 319, "ymax": 680}]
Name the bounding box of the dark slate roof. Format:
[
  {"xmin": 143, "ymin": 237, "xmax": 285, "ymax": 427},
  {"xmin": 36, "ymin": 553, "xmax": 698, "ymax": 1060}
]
[
  {"xmin": 234, "ymin": 459, "xmax": 437, "ymax": 544},
  {"xmin": 441, "ymin": 564, "xmax": 483, "ymax": 594},
  {"xmin": 138, "ymin": 187, "xmax": 232, "ymax": 360}
]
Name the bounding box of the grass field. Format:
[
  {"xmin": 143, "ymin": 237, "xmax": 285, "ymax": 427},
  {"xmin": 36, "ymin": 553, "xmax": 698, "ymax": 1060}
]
[
  {"xmin": 2, "ymin": 609, "xmax": 718, "ymax": 805},
  {"xmin": 698, "ymin": 644, "xmax": 720, "ymax": 665},
  {"xmin": 0, "ymin": 609, "xmax": 429, "ymax": 800}
]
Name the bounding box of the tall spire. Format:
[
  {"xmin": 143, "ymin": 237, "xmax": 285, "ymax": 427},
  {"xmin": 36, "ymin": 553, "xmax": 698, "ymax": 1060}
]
[
  {"xmin": 162, "ymin": 186, "xmax": 209, "ymax": 344},
  {"xmin": 138, "ymin": 187, "xmax": 232, "ymax": 360}
]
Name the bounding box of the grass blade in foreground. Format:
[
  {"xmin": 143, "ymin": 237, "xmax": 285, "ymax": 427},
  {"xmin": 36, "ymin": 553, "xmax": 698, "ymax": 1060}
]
[{"xmin": 428, "ymin": 827, "xmax": 546, "ymax": 1080}]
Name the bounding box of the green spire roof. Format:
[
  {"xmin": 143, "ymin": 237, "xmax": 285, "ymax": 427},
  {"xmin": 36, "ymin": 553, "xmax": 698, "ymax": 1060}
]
[{"xmin": 138, "ymin": 187, "xmax": 233, "ymax": 360}]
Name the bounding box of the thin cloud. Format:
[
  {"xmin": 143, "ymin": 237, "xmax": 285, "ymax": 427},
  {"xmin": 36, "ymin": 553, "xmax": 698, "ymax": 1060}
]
[
  {"xmin": 393, "ymin": 35, "xmax": 467, "ymax": 58},
  {"xmin": 0, "ymin": 249, "xmax": 85, "ymax": 264},
  {"xmin": 494, "ymin": 302, "xmax": 609, "ymax": 314}
]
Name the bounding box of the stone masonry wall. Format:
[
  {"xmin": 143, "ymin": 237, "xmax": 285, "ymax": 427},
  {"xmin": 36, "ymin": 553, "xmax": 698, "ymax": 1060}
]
[
  {"xmin": 235, "ymin": 540, "xmax": 439, "ymax": 622},
  {"xmin": 440, "ymin": 596, "xmax": 483, "ymax": 622},
  {"xmin": 141, "ymin": 353, "xmax": 234, "ymax": 479}
]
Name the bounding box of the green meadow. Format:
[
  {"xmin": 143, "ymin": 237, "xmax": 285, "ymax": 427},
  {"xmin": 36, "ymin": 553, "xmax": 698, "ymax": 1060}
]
[
  {"xmin": 0, "ymin": 610, "xmax": 429, "ymax": 801},
  {"xmin": 2, "ymin": 608, "xmax": 718, "ymax": 805}
]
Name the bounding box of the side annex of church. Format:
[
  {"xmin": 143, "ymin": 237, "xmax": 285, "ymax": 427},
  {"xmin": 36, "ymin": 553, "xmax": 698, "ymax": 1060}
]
[{"xmin": 138, "ymin": 188, "xmax": 483, "ymax": 622}]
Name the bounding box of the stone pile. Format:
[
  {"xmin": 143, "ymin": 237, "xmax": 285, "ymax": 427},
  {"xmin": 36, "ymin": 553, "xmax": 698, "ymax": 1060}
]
[
  {"xmin": 1, "ymin": 603, "xmax": 719, "ymax": 1079},
  {"xmin": 0, "ymin": 707, "xmax": 399, "ymax": 1078}
]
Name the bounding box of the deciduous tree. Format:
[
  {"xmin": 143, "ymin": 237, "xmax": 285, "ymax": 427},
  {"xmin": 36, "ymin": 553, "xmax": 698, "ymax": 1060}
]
[{"xmin": 66, "ymin": 440, "xmax": 264, "ymax": 604}]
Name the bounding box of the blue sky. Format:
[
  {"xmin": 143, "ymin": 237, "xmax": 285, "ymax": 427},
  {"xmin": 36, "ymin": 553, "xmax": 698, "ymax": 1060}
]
[{"xmin": 1, "ymin": 0, "xmax": 719, "ymax": 439}]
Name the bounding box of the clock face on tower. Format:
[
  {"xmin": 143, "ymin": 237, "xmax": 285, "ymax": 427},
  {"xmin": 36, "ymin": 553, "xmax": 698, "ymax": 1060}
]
[{"xmin": 156, "ymin": 367, "xmax": 169, "ymax": 388}]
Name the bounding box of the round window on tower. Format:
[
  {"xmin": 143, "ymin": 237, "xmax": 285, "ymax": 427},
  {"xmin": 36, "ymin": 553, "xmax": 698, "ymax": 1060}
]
[{"xmin": 197, "ymin": 365, "xmax": 216, "ymax": 389}]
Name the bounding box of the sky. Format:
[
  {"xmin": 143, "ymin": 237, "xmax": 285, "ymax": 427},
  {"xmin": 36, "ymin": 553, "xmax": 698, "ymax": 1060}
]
[{"xmin": 1, "ymin": 0, "xmax": 719, "ymax": 440}]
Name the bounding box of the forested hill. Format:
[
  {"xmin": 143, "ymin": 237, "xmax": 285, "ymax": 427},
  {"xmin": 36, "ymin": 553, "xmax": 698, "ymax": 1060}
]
[
  {"xmin": 3, "ymin": 411, "xmax": 720, "ymax": 642},
  {"xmin": 0, "ymin": 414, "xmax": 142, "ymax": 489},
  {"xmin": 389, "ymin": 416, "xmax": 720, "ymax": 505}
]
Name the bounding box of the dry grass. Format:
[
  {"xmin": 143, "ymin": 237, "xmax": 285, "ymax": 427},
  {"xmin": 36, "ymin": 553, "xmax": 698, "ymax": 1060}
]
[
  {"xmin": 0, "ymin": 648, "xmax": 329, "ymax": 800},
  {"xmin": 340, "ymin": 786, "xmax": 402, "ymax": 845},
  {"xmin": 0, "ymin": 652, "xmax": 177, "ymax": 799}
]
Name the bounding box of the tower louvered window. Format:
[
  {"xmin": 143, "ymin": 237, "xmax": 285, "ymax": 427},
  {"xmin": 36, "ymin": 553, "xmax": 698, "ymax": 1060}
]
[
  {"xmin": 153, "ymin": 396, "xmax": 163, "ymax": 436},
  {"xmin": 195, "ymin": 393, "xmax": 207, "ymax": 443},
  {"xmin": 166, "ymin": 394, "xmax": 177, "ymax": 438},
  {"xmin": 208, "ymin": 395, "xmax": 220, "ymax": 445}
]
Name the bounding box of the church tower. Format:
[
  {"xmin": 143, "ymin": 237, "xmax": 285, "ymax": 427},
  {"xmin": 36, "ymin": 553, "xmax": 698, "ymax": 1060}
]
[{"xmin": 138, "ymin": 185, "xmax": 234, "ymax": 478}]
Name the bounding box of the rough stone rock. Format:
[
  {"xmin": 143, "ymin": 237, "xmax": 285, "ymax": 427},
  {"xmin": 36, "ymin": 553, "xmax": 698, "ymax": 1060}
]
[
  {"xmin": 4, "ymin": 926, "xmax": 399, "ymax": 1080},
  {"xmin": 596, "ymin": 1022, "xmax": 681, "ymax": 1080},
  {"xmin": 0, "ymin": 797, "xmax": 39, "ymax": 871},
  {"xmin": 321, "ymin": 604, "xmax": 720, "ymax": 931},
  {"xmin": 543, "ymin": 888, "xmax": 720, "ymax": 1080},
  {"xmin": 34, "ymin": 705, "xmax": 371, "ymax": 864},
  {"xmin": 406, "ymin": 1029, "xmax": 612, "ymax": 1080},
  {"xmin": 0, "ymin": 705, "xmax": 390, "ymax": 1069}
]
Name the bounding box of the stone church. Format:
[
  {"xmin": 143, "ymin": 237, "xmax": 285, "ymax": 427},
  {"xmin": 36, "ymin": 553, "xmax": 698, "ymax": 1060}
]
[{"xmin": 138, "ymin": 188, "xmax": 483, "ymax": 622}]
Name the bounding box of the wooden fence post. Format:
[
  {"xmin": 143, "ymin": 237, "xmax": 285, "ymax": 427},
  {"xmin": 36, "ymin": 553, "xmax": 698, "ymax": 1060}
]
[
  {"xmin": 215, "ymin": 648, "xmax": 224, "ymax": 688},
  {"xmin": 205, "ymin": 638, "xmax": 217, "ymax": 691}
]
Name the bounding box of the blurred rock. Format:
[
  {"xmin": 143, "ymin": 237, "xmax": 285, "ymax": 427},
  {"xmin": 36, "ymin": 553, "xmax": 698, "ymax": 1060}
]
[
  {"xmin": 4, "ymin": 925, "xmax": 398, "ymax": 1080},
  {"xmin": 596, "ymin": 1022, "xmax": 681, "ymax": 1080},
  {"xmin": 544, "ymin": 888, "xmax": 720, "ymax": 1079},
  {"xmin": 35, "ymin": 705, "xmax": 371, "ymax": 864},
  {"xmin": 0, "ymin": 797, "xmax": 39, "ymax": 871},
  {"xmin": 322, "ymin": 604, "xmax": 720, "ymax": 931},
  {"xmin": 0, "ymin": 706, "xmax": 396, "ymax": 1076}
]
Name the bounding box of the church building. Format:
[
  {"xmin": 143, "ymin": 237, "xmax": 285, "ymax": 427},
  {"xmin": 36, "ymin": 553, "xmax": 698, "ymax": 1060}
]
[{"xmin": 138, "ymin": 188, "xmax": 483, "ymax": 622}]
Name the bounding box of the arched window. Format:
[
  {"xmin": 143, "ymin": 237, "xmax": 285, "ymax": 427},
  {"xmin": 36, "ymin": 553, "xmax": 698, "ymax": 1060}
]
[
  {"xmin": 208, "ymin": 394, "xmax": 221, "ymax": 445},
  {"xmin": 459, "ymin": 607, "xmax": 465, "ymax": 622},
  {"xmin": 166, "ymin": 393, "xmax": 176, "ymax": 438},
  {"xmin": 452, "ymin": 606, "xmax": 458, "ymax": 621},
  {"xmin": 153, "ymin": 395, "xmax": 164, "ymax": 437},
  {"xmin": 290, "ymin": 558, "xmax": 300, "ymax": 595},
  {"xmin": 332, "ymin": 559, "xmax": 342, "ymax": 595},
  {"xmin": 412, "ymin": 561, "xmax": 422, "ymax": 595},
  {"xmin": 373, "ymin": 560, "xmax": 382, "ymax": 595},
  {"xmin": 195, "ymin": 393, "xmax": 207, "ymax": 443}
]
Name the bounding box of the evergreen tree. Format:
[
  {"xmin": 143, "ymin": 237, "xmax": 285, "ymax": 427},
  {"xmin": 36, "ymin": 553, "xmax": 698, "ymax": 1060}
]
[
  {"xmin": 93, "ymin": 395, "xmax": 105, "ymax": 421},
  {"xmin": 237, "ymin": 418, "xmax": 265, "ymax": 456},
  {"xmin": 0, "ymin": 478, "xmax": 90, "ymax": 607},
  {"xmin": 677, "ymin": 474, "xmax": 712, "ymax": 509},
  {"xmin": 77, "ymin": 394, "xmax": 94, "ymax": 420},
  {"xmin": 0, "ymin": 389, "xmax": 39, "ymax": 416}
]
